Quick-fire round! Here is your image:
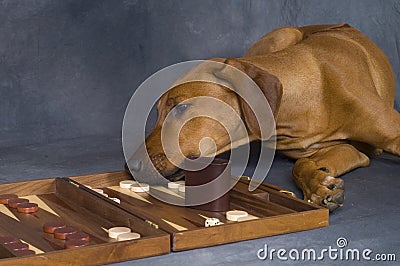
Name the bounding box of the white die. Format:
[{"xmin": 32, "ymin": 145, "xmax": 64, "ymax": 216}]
[{"xmin": 205, "ymin": 218, "xmax": 221, "ymax": 227}]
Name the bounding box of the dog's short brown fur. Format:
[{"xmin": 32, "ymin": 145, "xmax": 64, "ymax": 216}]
[{"xmin": 129, "ymin": 24, "xmax": 400, "ymax": 211}]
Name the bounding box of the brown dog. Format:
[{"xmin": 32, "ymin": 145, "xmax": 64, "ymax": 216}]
[{"xmin": 128, "ymin": 24, "xmax": 400, "ymax": 211}]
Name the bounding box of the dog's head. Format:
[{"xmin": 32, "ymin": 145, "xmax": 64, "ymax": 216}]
[{"xmin": 127, "ymin": 58, "xmax": 282, "ymax": 181}]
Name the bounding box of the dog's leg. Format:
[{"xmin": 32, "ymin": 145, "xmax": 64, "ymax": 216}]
[
  {"xmin": 386, "ymin": 136, "xmax": 400, "ymax": 156},
  {"xmin": 376, "ymin": 109, "xmax": 400, "ymax": 156},
  {"xmin": 357, "ymin": 107, "xmax": 400, "ymax": 157},
  {"xmin": 349, "ymin": 141, "xmax": 383, "ymax": 157},
  {"xmin": 346, "ymin": 92, "xmax": 400, "ymax": 156},
  {"xmin": 292, "ymin": 144, "xmax": 370, "ymax": 211}
]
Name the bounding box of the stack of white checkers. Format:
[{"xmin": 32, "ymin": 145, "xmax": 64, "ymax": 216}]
[
  {"xmin": 167, "ymin": 181, "xmax": 185, "ymax": 193},
  {"xmin": 108, "ymin": 227, "xmax": 141, "ymax": 241},
  {"xmin": 85, "ymin": 185, "xmax": 121, "ymax": 204},
  {"xmin": 119, "ymin": 180, "xmax": 150, "ymax": 193}
]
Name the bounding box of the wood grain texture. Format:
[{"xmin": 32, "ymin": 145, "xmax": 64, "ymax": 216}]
[
  {"xmin": 0, "ymin": 179, "xmax": 56, "ymax": 196},
  {"xmin": 173, "ymin": 209, "xmax": 328, "ymax": 250},
  {"xmin": 0, "ymin": 236, "xmax": 170, "ymax": 266}
]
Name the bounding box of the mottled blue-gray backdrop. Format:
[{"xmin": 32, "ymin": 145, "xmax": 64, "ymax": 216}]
[{"xmin": 1, "ymin": 0, "xmax": 399, "ymax": 147}]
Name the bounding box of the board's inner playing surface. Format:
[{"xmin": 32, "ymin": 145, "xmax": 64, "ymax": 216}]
[{"xmin": 79, "ymin": 175, "xmax": 319, "ymax": 234}]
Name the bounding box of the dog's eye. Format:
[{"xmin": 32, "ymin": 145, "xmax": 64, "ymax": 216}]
[{"xmin": 173, "ymin": 104, "xmax": 189, "ymax": 117}]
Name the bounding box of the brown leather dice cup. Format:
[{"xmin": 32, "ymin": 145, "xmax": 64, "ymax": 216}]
[{"xmin": 184, "ymin": 157, "xmax": 230, "ymax": 212}]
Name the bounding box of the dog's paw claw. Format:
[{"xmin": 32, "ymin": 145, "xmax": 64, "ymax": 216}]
[
  {"xmin": 326, "ymin": 202, "xmax": 341, "ymax": 212},
  {"xmin": 308, "ymin": 176, "xmax": 345, "ymax": 212},
  {"xmin": 333, "ymin": 190, "xmax": 344, "ymax": 204}
]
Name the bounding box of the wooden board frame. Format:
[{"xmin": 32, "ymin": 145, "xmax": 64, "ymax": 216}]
[{"xmin": 0, "ymin": 170, "xmax": 328, "ymax": 264}]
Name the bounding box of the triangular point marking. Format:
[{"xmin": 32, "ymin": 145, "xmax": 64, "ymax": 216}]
[
  {"xmin": 161, "ymin": 219, "xmax": 188, "ymax": 231},
  {"xmin": 24, "ymin": 195, "xmax": 60, "ymax": 217},
  {"xmin": 0, "ymin": 205, "xmax": 20, "ymax": 221},
  {"xmin": 20, "ymin": 239, "xmax": 44, "ymax": 254}
]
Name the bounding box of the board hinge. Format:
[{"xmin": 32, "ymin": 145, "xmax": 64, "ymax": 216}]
[{"xmin": 145, "ymin": 220, "xmax": 159, "ymax": 229}]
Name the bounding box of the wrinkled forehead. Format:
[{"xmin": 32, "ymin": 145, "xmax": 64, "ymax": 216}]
[
  {"xmin": 161, "ymin": 60, "xmax": 241, "ymax": 104},
  {"xmin": 170, "ymin": 60, "xmax": 231, "ymax": 88},
  {"xmin": 171, "ymin": 60, "xmax": 238, "ymax": 89},
  {"xmin": 166, "ymin": 81, "xmax": 232, "ymax": 102}
]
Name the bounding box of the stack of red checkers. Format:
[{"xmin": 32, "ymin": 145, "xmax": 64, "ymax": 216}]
[
  {"xmin": 66, "ymin": 232, "xmax": 90, "ymax": 242},
  {"xmin": 0, "ymin": 235, "xmax": 36, "ymax": 257},
  {"xmin": 64, "ymin": 231, "xmax": 90, "ymax": 249},
  {"xmin": 43, "ymin": 221, "xmax": 67, "ymax": 234},
  {"xmin": 7, "ymin": 198, "xmax": 29, "ymax": 209},
  {"xmin": 64, "ymin": 239, "xmax": 88, "ymax": 249},
  {"xmin": 0, "ymin": 194, "xmax": 18, "ymax": 204},
  {"xmin": 1, "ymin": 194, "xmax": 40, "ymax": 214},
  {"xmin": 43, "ymin": 221, "xmax": 90, "ymax": 249},
  {"xmin": 6, "ymin": 242, "xmax": 29, "ymax": 251},
  {"xmin": 17, "ymin": 203, "xmax": 39, "ymax": 213},
  {"xmin": 53, "ymin": 227, "xmax": 78, "ymax": 240},
  {"xmin": 0, "ymin": 236, "xmax": 20, "ymax": 245}
]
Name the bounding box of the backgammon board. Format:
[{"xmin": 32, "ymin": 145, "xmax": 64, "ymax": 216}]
[{"xmin": 0, "ymin": 171, "xmax": 328, "ymax": 265}]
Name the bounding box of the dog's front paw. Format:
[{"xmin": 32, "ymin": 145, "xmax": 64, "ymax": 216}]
[{"xmin": 306, "ymin": 175, "xmax": 345, "ymax": 212}]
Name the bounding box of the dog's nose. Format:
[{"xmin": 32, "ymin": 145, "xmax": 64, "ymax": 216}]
[{"xmin": 130, "ymin": 159, "xmax": 142, "ymax": 172}]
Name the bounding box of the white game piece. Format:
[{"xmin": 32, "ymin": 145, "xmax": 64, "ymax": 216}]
[
  {"xmin": 178, "ymin": 184, "xmax": 185, "ymax": 193},
  {"xmin": 109, "ymin": 197, "xmax": 121, "ymax": 204},
  {"xmin": 130, "ymin": 183, "xmax": 150, "ymax": 193},
  {"xmin": 205, "ymin": 218, "xmax": 221, "ymax": 227},
  {"xmin": 167, "ymin": 181, "xmax": 185, "ymax": 189},
  {"xmin": 167, "ymin": 182, "xmax": 180, "ymax": 189},
  {"xmin": 226, "ymin": 210, "xmax": 248, "ymax": 221},
  {"xmin": 108, "ymin": 227, "xmax": 131, "ymax": 239},
  {"xmin": 101, "ymin": 193, "xmax": 108, "ymax": 197},
  {"xmin": 92, "ymin": 188, "xmax": 104, "ymax": 194},
  {"xmin": 167, "ymin": 182, "xmax": 179, "ymax": 189},
  {"xmin": 119, "ymin": 180, "xmax": 137, "ymax": 189},
  {"xmin": 84, "ymin": 185, "xmax": 92, "ymax": 189},
  {"xmin": 117, "ymin": 232, "xmax": 141, "ymax": 241}
]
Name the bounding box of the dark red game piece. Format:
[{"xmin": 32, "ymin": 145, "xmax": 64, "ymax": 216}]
[
  {"xmin": 66, "ymin": 232, "xmax": 90, "ymax": 243},
  {"xmin": 0, "ymin": 194, "xmax": 18, "ymax": 204},
  {"xmin": 64, "ymin": 239, "xmax": 88, "ymax": 249},
  {"xmin": 43, "ymin": 221, "xmax": 67, "ymax": 234},
  {"xmin": 54, "ymin": 227, "xmax": 78, "ymax": 240},
  {"xmin": 13, "ymin": 249, "xmax": 35, "ymax": 257},
  {"xmin": 7, "ymin": 198, "xmax": 29, "ymax": 209},
  {"xmin": 5, "ymin": 242, "xmax": 29, "ymax": 251},
  {"xmin": 17, "ymin": 203, "xmax": 39, "ymax": 213},
  {"xmin": 0, "ymin": 236, "xmax": 20, "ymax": 245}
]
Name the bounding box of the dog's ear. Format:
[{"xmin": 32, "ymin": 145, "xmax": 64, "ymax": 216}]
[
  {"xmin": 214, "ymin": 58, "xmax": 283, "ymax": 140},
  {"xmin": 155, "ymin": 91, "xmax": 172, "ymax": 126}
]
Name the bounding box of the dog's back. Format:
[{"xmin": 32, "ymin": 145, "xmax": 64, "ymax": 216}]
[
  {"xmin": 242, "ymin": 24, "xmax": 396, "ymax": 156},
  {"xmin": 246, "ymin": 24, "xmax": 394, "ymax": 104}
]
